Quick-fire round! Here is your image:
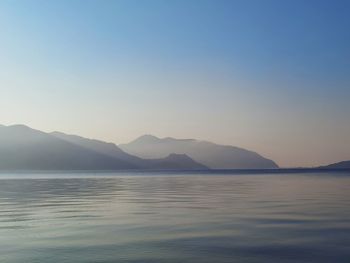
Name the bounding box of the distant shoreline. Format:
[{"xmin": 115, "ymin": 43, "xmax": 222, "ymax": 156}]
[{"xmin": 0, "ymin": 168, "xmax": 349, "ymax": 175}]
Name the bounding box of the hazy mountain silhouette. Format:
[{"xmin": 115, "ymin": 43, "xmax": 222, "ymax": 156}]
[
  {"xmin": 52, "ymin": 132, "xmax": 207, "ymax": 170},
  {"xmin": 0, "ymin": 125, "xmax": 136, "ymax": 170},
  {"xmin": 318, "ymin": 160, "xmax": 350, "ymax": 169},
  {"xmin": 0, "ymin": 125, "xmax": 206, "ymax": 171},
  {"xmin": 51, "ymin": 132, "xmax": 143, "ymax": 164},
  {"xmin": 145, "ymin": 153, "xmax": 208, "ymax": 170},
  {"xmin": 120, "ymin": 135, "xmax": 278, "ymax": 169}
]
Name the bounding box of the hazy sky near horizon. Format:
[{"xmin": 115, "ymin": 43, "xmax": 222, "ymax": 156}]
[{"xmin": 1, "ymin": 0, "xmax": 350, "ymax": 167}]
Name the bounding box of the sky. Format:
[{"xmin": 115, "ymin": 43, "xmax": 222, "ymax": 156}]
[{"xmin": 0, "ymin": 0, "xmax": 349, "ymax": 167}]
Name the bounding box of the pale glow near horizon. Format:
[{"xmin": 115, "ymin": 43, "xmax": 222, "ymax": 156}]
[{"xmin": 1, "ymin": 0, "xmax": 349, "ymax": 167}]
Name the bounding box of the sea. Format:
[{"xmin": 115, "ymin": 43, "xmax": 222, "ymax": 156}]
[{"xmin": 0, "ymin": 170, "xmax": 349, "ymax": 263}]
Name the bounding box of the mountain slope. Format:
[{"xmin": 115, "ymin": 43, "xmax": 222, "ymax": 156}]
[
  {"xmin": 120, "ymin": 135, "xmax": 278, "ymax": 169},
  {"xmin": 319, "ymin": 160, "xmax": 350, "ymax": 169},
  {"xmin": 145, "ymin": 153, "xmax": 208, "ymax": 170},
  {"xmin": 51, "ymin": 132, "xmax": 142, "ymax": 164},
  {"xmin": 0, "ymin": 125, "xmax": 137, "ymax": 170},
  {"xmin": 51, "ymin": 132, "xmax": 207, "ymax": 170},
  {"xmin": 0, "ymin": 125, "xmax": 207, "ymax": 171}
]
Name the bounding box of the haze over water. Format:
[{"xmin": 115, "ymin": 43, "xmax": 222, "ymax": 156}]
[
  {"xmin": 1, "ymin": 172, "xmax": 349, "ymax": 263},
  {"xmin": 2, "ymin": 0, "xmax": 350, "ymax": 167}
]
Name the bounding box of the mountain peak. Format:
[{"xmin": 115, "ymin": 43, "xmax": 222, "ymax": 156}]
[
  {"xmin": 0, "ymin": 125, "xmax": 211, "ymax": 171},
  {"xmin": 1, "ymin": 124, "xmax": 47, "ymax": 136},
  {"xmin": 133, "ymin": 134, "xmax": 161, "ymax": 143},
  {"xmin": 158, "ymin": 153, "xmax": 208, "ymax": 170},
  {"xmin": 120, "ymin": 135, "xmax": 279, "ymax": 169}
]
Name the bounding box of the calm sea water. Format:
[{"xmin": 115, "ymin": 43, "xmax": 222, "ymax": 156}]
[{"xmin": 0, "ymin": 171, "xmax": 349, "ymax": 263}]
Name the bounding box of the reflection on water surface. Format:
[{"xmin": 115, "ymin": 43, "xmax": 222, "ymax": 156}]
[{"xmin": 0, "ymin": 172, "xmax": 349, "ymax": 263}]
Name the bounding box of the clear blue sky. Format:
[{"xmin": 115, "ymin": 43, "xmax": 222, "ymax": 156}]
[{"xmin": 1, "ymin": 0, "xmax": 349, "ymax": 167}]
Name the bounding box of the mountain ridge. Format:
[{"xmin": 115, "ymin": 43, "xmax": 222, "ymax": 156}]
[
  {"xmin": 318, "ymin": 160, "xmax": 350, "ymax": 169},
  {"xmin": 120, "ymin": 134, "xmax": 279, "ymax": 169},
  {"xmin": 0, "ymin": 124, "xmax": 137, "ymax": 170},
  {"xmin": 1, "ymin": 125, "xmax": 347, "ymax": 170},
  {"xmin": 51, "ymin": 131, "xmax": 207, "ymax": 170},
  {"xmin": 0, "ymin": 125, "xmax": 207, "ymax": 171}
]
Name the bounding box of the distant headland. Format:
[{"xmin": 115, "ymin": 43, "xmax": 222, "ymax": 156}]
[{"xmin": 0, "ymin": 124, "xmax": 349, "ymax": 171}]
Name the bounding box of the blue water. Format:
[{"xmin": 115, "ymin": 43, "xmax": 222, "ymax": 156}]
[{"xmin": 0, "ymin": 171, "xmax": 349, "ymax": 263}]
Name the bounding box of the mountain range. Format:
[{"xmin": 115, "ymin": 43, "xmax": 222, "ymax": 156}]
[
  {"xmin": 0, "ymin": 125, "xmax": 206, "ymax": 171},
  {"xmin": 120, "ymin": 134, "xmax": 278, "ymax": 169},
  {"xmin": 0, "ymin": 124, "xmax": 348, "ymax": 171}
]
